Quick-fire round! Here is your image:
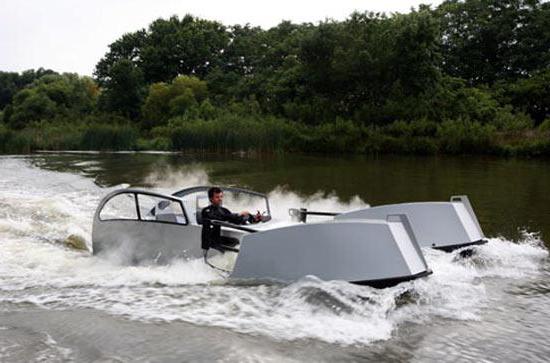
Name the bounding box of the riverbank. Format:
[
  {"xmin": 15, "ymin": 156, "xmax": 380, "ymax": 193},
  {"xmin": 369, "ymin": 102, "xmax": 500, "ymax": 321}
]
[
  {"xmin": 2, "ymin": 2, "xmax": 549, "ymax": 158},
  {"xmin": 1, "ymin": 117, "xmax": 549, "ymax": 157}
]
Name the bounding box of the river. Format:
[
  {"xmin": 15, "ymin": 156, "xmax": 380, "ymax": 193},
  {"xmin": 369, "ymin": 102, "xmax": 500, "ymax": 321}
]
[{"xmin": 1, "ymin": 152, "xmax": 549, "ymax": 362}]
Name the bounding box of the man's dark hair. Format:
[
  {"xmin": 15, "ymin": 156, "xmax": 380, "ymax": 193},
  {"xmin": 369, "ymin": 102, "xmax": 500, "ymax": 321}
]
[{"xmin": 208, "ymin": 187, "xmax": 222, "ymax": 200}]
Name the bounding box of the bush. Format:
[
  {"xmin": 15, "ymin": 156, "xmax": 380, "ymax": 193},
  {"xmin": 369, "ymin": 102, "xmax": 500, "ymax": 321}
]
[
  {"xmin": 384, "ymin": 120, "xmax": 411, "ymax": 137},
  {"xmin": 23, "ymin": 120, "xmax": 83, "ymax": 150},
  {"xmin": 0, "ymin": 124, "xmax": 32, "ymax": 153},
  {"xmin": 137, "ymin": 137, "xmax": 172, "ymax": 150},
  {"xmin": 1, "ymin": 111, "xmax": 548, "ymax": 157},
  {"xmin": 492, "ymin": 107, "xmax": 534, "ymax": 131},
  {"xmin": 436, "ymin": 119, "xmax": 497, "ymax": 154},
  {"xmin": 167, "ymin": 112, "xmax": 298, "ymax": 152},
  {"xmin": 538, "ymin": 118, "xmax": 550, "ymax": 133},
  {"xmin": 515, "ymin": 140, "xmax": 550, "ymax": 156},
  {"xmin": 81, "ymin": 123, "xmax": 138, "ymax": 150},
  {"xmin": 304, "ymin": 119, "xmax": 367, "ymax": 153}
]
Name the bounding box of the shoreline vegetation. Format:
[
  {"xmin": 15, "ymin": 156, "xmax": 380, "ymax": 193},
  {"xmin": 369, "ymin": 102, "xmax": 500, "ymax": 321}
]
[{"xmin": 1, "ymin": 0, "xmax": 549, "ymax": 157}]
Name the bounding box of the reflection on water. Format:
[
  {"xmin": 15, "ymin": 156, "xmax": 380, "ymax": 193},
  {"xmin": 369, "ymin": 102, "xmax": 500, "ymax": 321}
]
[{"xmin": 29, "ymin": 152, "xmax": 550, "ymax": 244}]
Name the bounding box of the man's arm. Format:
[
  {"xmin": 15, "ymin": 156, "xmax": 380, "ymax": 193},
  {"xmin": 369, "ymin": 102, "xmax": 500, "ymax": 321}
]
[
  {"xmin": 222, "ymin": 207, "xmax": 248, "ymax": 224},
  {"xmin": 203, "ymin": 206, "xmax": 247, "ymax": 225}
]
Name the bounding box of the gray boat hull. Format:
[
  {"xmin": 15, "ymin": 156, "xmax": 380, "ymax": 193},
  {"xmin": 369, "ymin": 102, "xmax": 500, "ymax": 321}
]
[
  {"xmin": 231, "ymin": 216, "xmax": 430, "ymax": 286},
  {"xmin": 336, "ymin": 195, "xmax": 486, "ymax": 251}
]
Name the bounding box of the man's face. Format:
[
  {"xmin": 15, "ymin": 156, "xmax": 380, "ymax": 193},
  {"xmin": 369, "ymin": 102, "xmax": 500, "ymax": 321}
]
[{"xmin": 211, "ymin": 191, "xmax": 223, "ymax": 206}]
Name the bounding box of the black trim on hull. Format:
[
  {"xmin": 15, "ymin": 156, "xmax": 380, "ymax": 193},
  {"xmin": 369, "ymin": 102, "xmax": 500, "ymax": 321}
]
[
  {"xmin": 351, "ymin": 269, "xmax": 433, "ymax": 289},
  {"xmin": 433, "ymin": 239, "xmax": 488, "ymax": 253}
]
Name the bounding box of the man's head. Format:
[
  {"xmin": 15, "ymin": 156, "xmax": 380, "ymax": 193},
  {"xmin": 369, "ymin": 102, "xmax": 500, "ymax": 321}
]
[{"xmin": 208, "ymin": 187, "xmax": 223, "ymax": 206}]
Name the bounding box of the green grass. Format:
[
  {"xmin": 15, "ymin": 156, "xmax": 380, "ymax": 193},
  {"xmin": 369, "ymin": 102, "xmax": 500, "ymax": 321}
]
[
  {"xmin": 1, "ymin": 114, "xmax": 549, "ymax": 157},
  {"xmin": 0, "ymin": 117, "xmax": 139, "ymax": 152}
]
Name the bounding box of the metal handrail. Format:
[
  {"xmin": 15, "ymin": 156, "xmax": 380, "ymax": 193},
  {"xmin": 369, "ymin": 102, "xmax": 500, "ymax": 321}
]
[
  {"xmin": 302, "ymin": 211, "xmax": 340, "ymax": 216},
  {"xmin": 288, "ymin": 208, "xmax": 340, "ymax": 222}
]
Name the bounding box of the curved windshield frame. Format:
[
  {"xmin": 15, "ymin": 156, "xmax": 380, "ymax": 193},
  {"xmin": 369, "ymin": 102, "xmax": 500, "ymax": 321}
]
[{"xmin": 97, "ymin": 189, "xmax": 189, "ymax": 226}]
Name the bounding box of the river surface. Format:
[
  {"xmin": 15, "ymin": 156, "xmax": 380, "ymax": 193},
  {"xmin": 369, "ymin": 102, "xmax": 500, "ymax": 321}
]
[{"xmin": 1, "ymin": 152, "xmax": 549, "ymax": 362}]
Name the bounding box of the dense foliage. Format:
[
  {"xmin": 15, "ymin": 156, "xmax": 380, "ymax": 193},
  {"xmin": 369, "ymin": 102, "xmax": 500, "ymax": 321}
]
[{"xmin": 1, "ymin": 0, "xmax": 549, "ymax": 155}]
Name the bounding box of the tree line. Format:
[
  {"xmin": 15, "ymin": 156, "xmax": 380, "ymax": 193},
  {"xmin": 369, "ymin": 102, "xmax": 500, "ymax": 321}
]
[{"xmin": 1, "ymin": 0, "xmax": 549, "ymax": 155}]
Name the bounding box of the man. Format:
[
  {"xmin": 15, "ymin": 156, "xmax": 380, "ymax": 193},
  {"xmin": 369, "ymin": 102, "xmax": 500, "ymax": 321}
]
[
  {"xmin": 202, "ymin": 187, "xmax": 259, "ymax": 225},
  {"xmin": 201, "ymin": 187, "xmax": 260, "ymax": 251}
]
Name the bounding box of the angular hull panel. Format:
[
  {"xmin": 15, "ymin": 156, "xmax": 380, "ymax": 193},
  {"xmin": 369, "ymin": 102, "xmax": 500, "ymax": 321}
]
[
  {"xmin": 336, "ymin": 196, "xmax": 486, "ymax": 250},
  {"xmin": 231, "ymin": 216, "xmax": 430, "ymax": 285}
]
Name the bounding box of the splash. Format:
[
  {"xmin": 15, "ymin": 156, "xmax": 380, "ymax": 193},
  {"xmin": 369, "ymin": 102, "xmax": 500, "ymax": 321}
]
[
  {"xmin": 267, "ymin": 186, "xmax": 368, "ymax": 221},
  {"xmin": 142, "ymin": 165, "xmax": 369, "ymax": 218},
  {"xmin": 0, "ymin": 156, "xmax": 548, "ymax": 346},
  {"xmin": 456, "ymin": 232, "xmax": 548, "ymax": 279},
  {"xmin": 144, "ymin": 164, "xmax": 210, "ymax": 191}
]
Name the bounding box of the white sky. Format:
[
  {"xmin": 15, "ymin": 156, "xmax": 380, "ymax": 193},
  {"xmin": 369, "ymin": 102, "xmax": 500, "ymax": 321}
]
[{"xmin": 0, "ymin": 0, "xmax": 443, "ymax": 76}]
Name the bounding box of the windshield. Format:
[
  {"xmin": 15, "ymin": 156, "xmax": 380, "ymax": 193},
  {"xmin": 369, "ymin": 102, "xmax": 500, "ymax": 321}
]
[{"xmin": 174, "ymin": 186, "xmax": 271, "ymax": 222}]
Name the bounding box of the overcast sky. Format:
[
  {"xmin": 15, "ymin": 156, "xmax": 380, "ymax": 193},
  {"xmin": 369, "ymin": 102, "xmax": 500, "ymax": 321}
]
[{"xmin": 0, "ymin": 0, "xmax": 443, "ymax": 76}]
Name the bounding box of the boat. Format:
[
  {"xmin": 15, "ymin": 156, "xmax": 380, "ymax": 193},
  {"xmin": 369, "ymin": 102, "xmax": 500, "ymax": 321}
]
[
  {"xmin": 298, "ymin": 195, "xmax": 487, "ymax": 252},
  {"xmin": 92, "ymin": 186, "xmax": 433, "ymax": 287}
]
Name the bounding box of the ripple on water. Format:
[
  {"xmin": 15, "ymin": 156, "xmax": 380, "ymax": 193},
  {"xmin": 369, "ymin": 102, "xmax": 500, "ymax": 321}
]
[
  {"xmin": 0, "ymin": 157, "xmax": 549, "ymax": 349},
  {"xmin": 0, "ymin": 326, "xmax": 74, "ymax": 363}
]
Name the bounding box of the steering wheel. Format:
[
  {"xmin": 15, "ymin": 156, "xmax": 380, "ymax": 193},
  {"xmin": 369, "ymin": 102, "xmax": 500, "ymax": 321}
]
[{"xmin": 249, "ymin": 210, "xmax": 269, "ymax": 224}]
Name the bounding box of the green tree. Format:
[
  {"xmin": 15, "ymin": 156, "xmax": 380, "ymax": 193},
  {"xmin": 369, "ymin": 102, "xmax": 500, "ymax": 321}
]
[
  {"xmin": 0, "ymin": 68, "xmax": 57, "ymax": 110},
  {"xmin": 7, "ymin": 73, "xmax": 98, "ymax": 129},
  {"xmin": 9, "ymin": 90, "xmax": 56, "ymax": 129},
  {"xmin": 142, "ymin": 75, "xmax": 207, "ymax": 128},
  {"xmin": 97, "ymin": 59, "xmax": 145, "ymax": 119},
  {"xmin": 298, "ymin": 9, "xmax": 441, "ymax": 124},
  {"xmin": 436, "ymin": 0, "xmax": 550, "ymax": 85},
  {"xmin": 94, "ymin": 31, "xmax": 147, "ymax": 87},
  {"xmin": 494, "ymin": 69, "xmax": 550, "ymax": 124},
  {"xmin": 95, "ymin": 15, "xmax": 229, "ymax": 85}
]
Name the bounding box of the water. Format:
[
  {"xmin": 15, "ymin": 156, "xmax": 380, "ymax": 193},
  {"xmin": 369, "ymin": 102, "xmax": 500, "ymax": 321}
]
[{"xmin": 1, "ymin": 152, "xmax": 549, "ymax": 362}]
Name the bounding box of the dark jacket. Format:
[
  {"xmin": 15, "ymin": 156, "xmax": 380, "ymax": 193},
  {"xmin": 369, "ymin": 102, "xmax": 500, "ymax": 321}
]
[{"xmin": 201, "ymin": 204, "xmax": 246, "ymax": 250}]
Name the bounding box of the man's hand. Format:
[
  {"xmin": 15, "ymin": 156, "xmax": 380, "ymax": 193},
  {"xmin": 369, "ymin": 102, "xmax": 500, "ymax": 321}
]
[{"xmin": 253, "ymin": 211, "xmax": 262, "ymax": 223}]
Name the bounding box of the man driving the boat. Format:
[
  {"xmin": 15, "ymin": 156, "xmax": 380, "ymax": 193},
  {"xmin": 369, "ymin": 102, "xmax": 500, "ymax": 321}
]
[
  {"xmin": 201, "ymin": 187, "xmax": 261, "ymax": 252},
  {"xmin": 202, "ymin": 187, "xmax": 260, "ymax": 225}
]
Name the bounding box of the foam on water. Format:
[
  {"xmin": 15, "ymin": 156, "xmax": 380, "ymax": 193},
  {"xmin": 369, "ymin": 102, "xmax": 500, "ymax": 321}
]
[
  {"xmin": 0, "ymin": 326, "xmax": 75, "ymax": 362},
  {"xmin": 0, "ymin": 156, "xmax": 548, "ymax": 346}
]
